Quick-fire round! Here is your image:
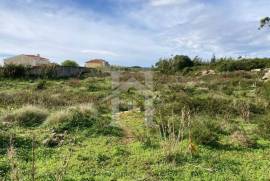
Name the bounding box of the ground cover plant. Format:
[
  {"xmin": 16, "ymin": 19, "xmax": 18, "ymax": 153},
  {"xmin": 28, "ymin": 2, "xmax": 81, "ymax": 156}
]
[{"xmin": 1, "ymin": 65, "xmax": 270, "ymax": 180}]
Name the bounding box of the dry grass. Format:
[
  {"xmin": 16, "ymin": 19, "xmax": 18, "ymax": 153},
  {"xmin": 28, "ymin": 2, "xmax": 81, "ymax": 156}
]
[{"xmin": 1, "ymin": 105, "xmax": 48, "ymax": 127}]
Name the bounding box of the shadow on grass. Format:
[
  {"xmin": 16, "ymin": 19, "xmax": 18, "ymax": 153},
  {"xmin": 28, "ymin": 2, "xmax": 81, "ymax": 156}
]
[
  {"xmin": 0, "ymin": 133, "xmax": 33, "ymax": 155},
  {"xmin": 85, "ymin": 126, "xmax": 124, "ymax": 138},
  {"xmin": 207, "ymin": 142, "xmax": 268, "ymax": 152}
]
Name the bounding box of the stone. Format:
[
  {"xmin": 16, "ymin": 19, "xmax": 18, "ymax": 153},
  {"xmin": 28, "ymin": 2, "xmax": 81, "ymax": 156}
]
[
  {"xmin": 201, "ymin": 69, "xmax": 216, "ymax": 76},
  {"xmin": 262, "ymin": 70, "xmax": 270, "ymax": 81},
  {"xmin": 251, "ymin": 69, "xmax": 261, "ymax": 72}
]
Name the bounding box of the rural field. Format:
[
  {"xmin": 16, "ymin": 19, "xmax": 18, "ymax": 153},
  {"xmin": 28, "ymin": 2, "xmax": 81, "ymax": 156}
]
[{"xmin": 1, "ymin": 59, "xmax": 270, "ymax": 180}]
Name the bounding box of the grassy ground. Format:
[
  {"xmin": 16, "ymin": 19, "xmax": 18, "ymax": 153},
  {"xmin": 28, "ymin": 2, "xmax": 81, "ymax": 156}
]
[{"xmin": 1, "ymin": 70, "xmax": 270, "ymax": 180}]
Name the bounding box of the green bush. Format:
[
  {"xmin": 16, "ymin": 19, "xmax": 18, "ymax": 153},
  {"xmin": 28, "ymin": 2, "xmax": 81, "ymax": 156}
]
[
  {"xmin": 155, "ymin": 55, "xmax": 193, "ymax": 74},
  {"xmin": 0, "ymin": 105, "xmax": 49, "ymax": 127},
  {"xmin": 35, "ymin": 80, "xmax": 47, "ymax": 90},
  {"xmin": 229, "ymin": 131, "xmax": 257, "ymax": 148},
  {"xmin": 257, "ymin": 113, "xmax": 270, "ymax": 140},
  {"xmin": 2, "ymin": 64, "xmax": 28, "ymax": 78},
  {"xmin": 61, "ymin": 60, "xmax": 79, "ymax": 67},
  {"xmin": 191, "ymin": 117, "xmax": 221, "ymax": 146},
  {"xmin": 216, "ymin": 58, "xmax": 270, "ymax": 72},
  {"xmin": 32, "ymin": 64, "xmax": 58, "ymax": 78},
  {"xmin": 45, "ymin": 104, "xmax": 110, "ymax": 132}
]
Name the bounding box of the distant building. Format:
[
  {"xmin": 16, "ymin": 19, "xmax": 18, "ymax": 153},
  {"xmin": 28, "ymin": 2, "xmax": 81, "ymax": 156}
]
[
  {"xmin": 85, "ymin": 59, "xmax": 109, "ymax": 68},
  {"xmin": 4, "ymin": 54, "xmax": 50, "ymax": 66}
]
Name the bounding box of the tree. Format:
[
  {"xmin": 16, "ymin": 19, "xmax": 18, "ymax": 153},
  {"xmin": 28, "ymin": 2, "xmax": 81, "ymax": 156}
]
[
  {"xmin": 155, "ymin": 59, "xmax": 171, "ymax": 74},
  {"xmin": 155, "ymin": 55, "xmax": 193, "ymax": 74},
  {"xmin": 171, "ymin": 55, "xmax": 193, "ymax": 72},
  {"xmin": 61, "ymin": 60, "xmax": 79, "ymax": 67},
  {"xmin": 259, "ymin": 17, "xmax": 270, "ymax": 29},
  {"xmin": 210, "ymin": 54, "xmax": 216, "ymax": 64}
]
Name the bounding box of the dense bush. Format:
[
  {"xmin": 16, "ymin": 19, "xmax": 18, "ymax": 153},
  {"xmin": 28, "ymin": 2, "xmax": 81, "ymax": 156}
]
[
  {"xmin": 45, "ymin": 104, "xmax": 111, "ymax": 133},
  {"xmin": 45, "ymin": 104, "xmax": 95, "ymax": 131},
  {"xmin": 257, "ymin": 113, "xmax": 270, "ymax": 140},
  {"xmin": 31, "ymin": 64, "xmax": 58, "ymax": 78},
  {"xmin": 61, "ymin": 60, "xmax": 79, "ymax": 67},
  {"xmin": 155, "ymin": 55, "xmax": 194, "ymax": 74},
  {"xmin": 1, "ymin": 64, "xmax": 29, "ymax": 78},
  {"xmin": 216, "ymin": 58, "xmax": 270, "ymax": 72},
  {"xmin": 1, "ymin": 105, "xmax": 49, "ymax": 127},
  {"xmin": 191, "ymin": 117, "xmax": 221, "ymax": 146},
  {"xmin": 229, "ymin": 131, "xmax": 257, "ymax": 148},
  {"xmin": 35, "ymin": 80, "xmax": 47, "ymax": 90}
]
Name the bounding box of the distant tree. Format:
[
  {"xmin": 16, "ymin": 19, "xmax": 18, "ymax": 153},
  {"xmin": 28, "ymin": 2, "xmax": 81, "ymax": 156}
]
[
  {"xmin": 192, "ymin": 56, "xmax": 203, "ymax": 66},
  {"xmin": 210, "ymin": 54, "xmax": 216, "ymax": 64},
  {"xmin": 155, "ymin": 59, "xmax": 171, "ymax": 74},
  {"xmin": 155, "ymin": 55, "xmax": 193, "ymax": 74},
  {"xmin": 259, "ymin": 17, "xmax": 270, "ymax": 29},
  {"xmin": 61, "ymin": 60, "xmax": 79, "ymax": 67},
  {"xmin": 171, "ymin": 55, "xmax": 193, "ymax": 71}
]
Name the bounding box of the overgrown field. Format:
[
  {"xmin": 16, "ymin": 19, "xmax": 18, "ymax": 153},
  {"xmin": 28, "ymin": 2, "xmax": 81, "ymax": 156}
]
[{"xmin": 1, "ymin": 70, "xmax": 270, "ymax": 180}]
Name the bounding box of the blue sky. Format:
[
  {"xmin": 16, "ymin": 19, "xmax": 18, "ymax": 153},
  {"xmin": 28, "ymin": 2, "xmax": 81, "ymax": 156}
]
[{"xmin": 0, "ymin": 0, "xmax": 270, "ymax": 66}]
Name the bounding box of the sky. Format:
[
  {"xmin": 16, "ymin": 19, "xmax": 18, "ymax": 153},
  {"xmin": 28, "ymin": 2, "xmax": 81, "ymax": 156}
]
[{"xmin": 0, "ymin": 0, "xmax": 270, "ymax": 67}]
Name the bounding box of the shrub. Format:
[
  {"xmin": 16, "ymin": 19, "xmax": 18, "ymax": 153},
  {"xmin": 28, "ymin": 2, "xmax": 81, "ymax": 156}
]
[
  {"xmin": 191, "ymin": 97, "xmax": 237, "ymax": 116},
  {"xmin": 229, "ymin": 131, "xmax": 257, "ymax": 148},
  {"xmin": 258, "ymin": 81, "xmax": 270, "ymax": 100},
  {"xmin": 216, "ymin": 58, "xmax": 270, "ymax": 72},
  {"xmin": 155, "ymin": 55, "xmax": 193, "ymax": 74},
  {"xmin": 35, "ymin": 80, "xmax": 47, "ymax": 90},
  {"xmin": 45, "ymin": 104, "xmax": 110, "ymax": 132},
  {"xmin": 31, "ymin": 64, "xmax": 58, "ymax": 78},
  {"xmin": 257, "ymin": 113, "xmax": 270, "ymax": 140},
  {"xmin": 0, "ymin": 105, "xmax": 49, "ymax": 127},
  {"xmin": 191, "ymin": 117, "xmax": 221, "ymax": 146},
  {"xmin": 61, "ymin": 60, "xmax": 79, "ymax": 67},
  {"xmin": 2, "ymin": 64, "xmax": 28, "ymax": 78}
]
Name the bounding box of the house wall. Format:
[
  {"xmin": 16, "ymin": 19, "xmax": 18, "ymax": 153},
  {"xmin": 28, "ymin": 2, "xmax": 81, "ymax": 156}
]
[
  {"xmin": 85, "ymin": 62, "xmax": 105, "ymax": 68},
  {"xmin": 4, "ymin": 55, "xmax": 50, "ymax": 66},
  {"xmin": 28, "ymin": 66, "xmax": 105, "ymax": 78}
]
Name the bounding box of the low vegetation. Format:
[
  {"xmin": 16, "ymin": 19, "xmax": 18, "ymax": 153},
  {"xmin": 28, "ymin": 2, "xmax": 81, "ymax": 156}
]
[{"xmin": 0, "ymin": 62, "xmax": 270, "ymax": 180}]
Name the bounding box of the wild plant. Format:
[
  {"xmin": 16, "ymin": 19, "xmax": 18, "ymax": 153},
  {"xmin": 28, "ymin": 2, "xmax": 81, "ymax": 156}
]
[
  {"xmin": 238, "ymin": 101, "xmax": 250, "ymax": 122},
  {"xmin": 31, "ymin": 134, "xmax": 36, "ymax": 181},
  {"xmin": 7, "ymin": 135, "xmax": 21, "ymax": 181}
]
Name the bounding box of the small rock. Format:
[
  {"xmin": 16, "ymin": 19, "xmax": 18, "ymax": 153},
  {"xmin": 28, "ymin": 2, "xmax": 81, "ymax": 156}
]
[
  {"xmin": 201, "ymin": 69, "xmax": 216, "ymax": 76},
  {"xmin": 251, "ymin": 69, "xmax": 261, "ymax": 72},
  {"xmin": 262, "ymin": 70, "xmax": 270, "ymax": 81}
]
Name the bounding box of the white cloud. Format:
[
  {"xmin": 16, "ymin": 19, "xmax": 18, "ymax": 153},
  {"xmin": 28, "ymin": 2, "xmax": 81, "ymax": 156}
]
[
  {"xmin": 150, "ymin": 0, "xmax": 188, "ymax": 6},
  {"xmin": 81, "ymin": 49, "xmax": 119, "ymax": 57},
  {"xmin": 0, "ymin": 1, "xmax": 168, "ymax": 66},
  {"xmin": 0, "ymin": 0, "xmax": 270, "ymax": 66}
]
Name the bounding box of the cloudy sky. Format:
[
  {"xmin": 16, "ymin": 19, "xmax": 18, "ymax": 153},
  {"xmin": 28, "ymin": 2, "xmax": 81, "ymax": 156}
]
[{"xmin": 0, "ymin": 0, "xmax": 270, "ymax": 66}]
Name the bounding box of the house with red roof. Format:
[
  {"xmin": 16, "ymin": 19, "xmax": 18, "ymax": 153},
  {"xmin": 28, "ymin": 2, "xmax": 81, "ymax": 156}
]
[
  {"xmin": 85, "ymin": 59, "xmax": 109, "ymax": 69},
  {"xmin": 4, "ymin": 54, "xmax": 51, "ymax": 66}
]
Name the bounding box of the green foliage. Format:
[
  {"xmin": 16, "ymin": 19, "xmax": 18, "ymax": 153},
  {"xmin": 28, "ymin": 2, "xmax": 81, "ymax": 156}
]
[
  {"xmin": 258, "ymin": 81, "xmax": 270, "ymax": 100},
  {"xmin": 33, "ymin": 64, "xmax": 58, "ymax": 78},
  {"xmin": 257, "ymin": 113, "xmax": 270, "ymax": 140},
  {"xmin": 216, "ymin": 58, "xmax": 270, "ymax": 72},
  {"xmin": 35, "ymin": 80, "xmax": 47, "ymax": 90},
  {"xmin": 61, "ymin": 60, "xmax": 79, "ymax": 67},
  {"xmin": 191, "ymin": 117, "xmax": 221, "ymax": 146},
  {"xmin": 210, "ymin": 54, "xmax": 216, "ymax": 64},
  {"xmin": 45, "ymin": 104, "xmax": 95, "ymax": 131},
  {"xmin": 155, "ymin": 55, "xmax": 193, "ymax": 74},
  {"xmin": 1, "ymin": 105, "xmax": 49, "ymax": 127},
  {"xmin": 1, "ymin": 71, "xmax": 270, "ymax": 180},
  {"xmin": 2, "ymin": 64, "xmax": 29, "ymax": 78},
  {"xmin": 45, "ymin": 104, "xmax": 112, "ymax": 133}
]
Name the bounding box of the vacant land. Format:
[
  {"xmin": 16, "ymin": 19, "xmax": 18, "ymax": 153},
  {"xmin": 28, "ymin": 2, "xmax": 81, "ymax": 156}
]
[{"xmin": 1, "ymin": 70, "xmax": 270, "ymax": 180}]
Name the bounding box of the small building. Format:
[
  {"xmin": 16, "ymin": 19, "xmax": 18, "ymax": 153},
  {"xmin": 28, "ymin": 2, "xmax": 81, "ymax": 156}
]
[
  {"xmin": 4, "ymin": 54, "xmax": 50, "ymax": 66},
  {"xmin": 85, "ymin": 59, "xmax": 109, "ymax": 69}
]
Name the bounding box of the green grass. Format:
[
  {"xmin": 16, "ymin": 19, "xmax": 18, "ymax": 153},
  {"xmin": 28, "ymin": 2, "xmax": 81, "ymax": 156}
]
[{"xmin": 1, "ymin": 71, "xmax": 270, "ymax": 180}]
